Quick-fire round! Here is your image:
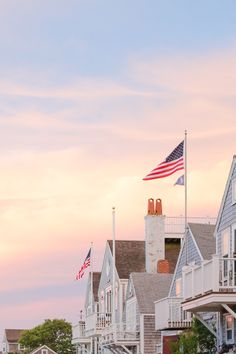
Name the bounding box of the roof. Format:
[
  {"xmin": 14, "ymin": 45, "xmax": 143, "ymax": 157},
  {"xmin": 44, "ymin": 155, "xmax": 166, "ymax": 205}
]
[
  {"xmin": 188, "ymin": 223, "xmax": 216, "ymax": 260},
  {"xmin": 92, "ymin": 272, "xmax": 101, "ymax": 301},
  {"xmin": 30, "ymin": 345, "xmax": 57, "ymax": 354},
  {"xmin": 108, "ymin": 240, "xmax": 145, "ymax": 279},
  {"xmin": 5, "ymin": 329, "xmax": 26, "ymax": 342},
  {"xmin": 131, "ymin": 272, "xmax": 173, "ymax": 313}
]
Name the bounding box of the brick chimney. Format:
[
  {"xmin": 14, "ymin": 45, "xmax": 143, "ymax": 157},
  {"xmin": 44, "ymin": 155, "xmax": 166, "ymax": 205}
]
[
  {"xmin": 157, "ymin": 259, "xmax": 170, "ymax": 274},
  {"xmin": 145, "ymin": 198, "xmax": 165, "ymax": 273}
]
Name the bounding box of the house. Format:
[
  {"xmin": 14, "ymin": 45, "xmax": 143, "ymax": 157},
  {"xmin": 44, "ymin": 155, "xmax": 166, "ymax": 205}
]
[
  {"xmin": 125, "ymin": 272, "xmax": 173, "ymax": 354},
  {"xmin": 72, "ymin": 198, "xmax": 214, "ymax": 353},
  {"xmin": 29, "ymin": 345, "xmax": 57, "ymax": 354},
  {"xmin": 181, "ymin": 155, "xmax": 236, "ymax": 352},
  {"xmin": 72, "ymin": 272, "xmax": 101, "ymax": 353},
  {"xmin": 2, "ymin": 329, "xmax": 26, "ymax": 354},
  {"xmin": 155, "ymin": 222, "xmax": 216, "ymax": 353}
]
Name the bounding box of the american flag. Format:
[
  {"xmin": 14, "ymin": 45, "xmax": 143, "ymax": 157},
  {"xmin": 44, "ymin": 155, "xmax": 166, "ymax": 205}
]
[
  {"xmin": 76, "ymin": 248, "xmax": 91, "ymax": 280},
  {"xmin": 143, "ymin": 140, "xmax": 184, "ymax": 180}
]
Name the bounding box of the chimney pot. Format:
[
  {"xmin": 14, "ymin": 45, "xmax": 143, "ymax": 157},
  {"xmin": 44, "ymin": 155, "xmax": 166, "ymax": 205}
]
[
  {"xmin": 156, "ymin": 199, "xmax": 162, "ymax": 215},
  {"xmin": 147, "ymin": 198, "xmax": 155, "ymax": 215}
]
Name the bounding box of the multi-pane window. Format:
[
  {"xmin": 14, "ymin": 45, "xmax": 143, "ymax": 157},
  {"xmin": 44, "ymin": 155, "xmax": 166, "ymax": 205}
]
[{"xmin": 225, "ymin": 315, "xmax": 234, "ymax": 344}]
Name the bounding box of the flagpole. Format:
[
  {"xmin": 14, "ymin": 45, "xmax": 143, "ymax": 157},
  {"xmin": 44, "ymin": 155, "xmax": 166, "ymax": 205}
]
[
  {"xmin": 90, "ymin": 242, "xmax": 93, "ymax": 313},
  {"xmin": 112, "ymin": 207, "xmax": 116, "ymax": 327},
  {"xmin": 184, "ymin": 130, "xmax": 188, "ymax": 264}
]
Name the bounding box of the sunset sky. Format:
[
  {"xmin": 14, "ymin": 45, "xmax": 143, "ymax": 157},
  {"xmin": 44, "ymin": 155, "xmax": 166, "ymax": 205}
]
[{"xmin": 0, "ymin": 0, "xmax": 236, "ymax": 343}]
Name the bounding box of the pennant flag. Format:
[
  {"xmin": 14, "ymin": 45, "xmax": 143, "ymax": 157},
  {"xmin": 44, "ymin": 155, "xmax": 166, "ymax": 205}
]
[
  {"xmin": 143, "ymin": 140, "xmax": 184, "ymax": 180},
  {"xmin": 174, "ymin": 174, "xmax": 184, "ymax": 186},
  {"xmin": 76, "ymin": 248, "xmax": 91, "ymax": 280}
]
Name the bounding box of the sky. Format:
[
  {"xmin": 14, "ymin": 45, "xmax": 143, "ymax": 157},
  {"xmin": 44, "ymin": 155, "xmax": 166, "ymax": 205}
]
[{"xmin": 0, "ymin": 0, "xmax": 236, "ymax": 344}]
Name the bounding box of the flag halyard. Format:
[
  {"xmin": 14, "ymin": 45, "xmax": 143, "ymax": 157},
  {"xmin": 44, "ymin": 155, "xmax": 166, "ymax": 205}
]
[
  {"xmin": 76, "ymin": 248, "xmax": 91, "ymax": 280},
  {"xmin": 143, "ymin": 140, "xmax": 184, "ymax": 181}
]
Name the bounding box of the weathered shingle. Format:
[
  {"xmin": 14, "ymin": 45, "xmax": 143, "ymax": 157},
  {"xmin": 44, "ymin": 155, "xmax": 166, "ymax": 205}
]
[
  {"xmin": 5, "ymin": 329, "xmax": 26, "ymax": 342},
  {"xmin": 108, "ymin": 240, "xmax": 145, "ymax": 279},
  {"xmin": 131, "ymin": 272, "xmax": 173, "ymax": 314},
  {"xmin": 188, "ymin": 223, "xmax": 215, "ymax": 260}
]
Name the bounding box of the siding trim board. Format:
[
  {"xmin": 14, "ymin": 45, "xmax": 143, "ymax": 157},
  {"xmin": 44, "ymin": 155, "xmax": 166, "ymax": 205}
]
[{"xmin": 215, "ymin": 156, "xmax": 236, "ymax": 235}]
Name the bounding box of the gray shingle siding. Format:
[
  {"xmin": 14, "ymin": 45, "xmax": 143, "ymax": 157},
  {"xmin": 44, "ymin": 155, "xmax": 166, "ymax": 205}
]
[{"xmin": 216, "ymin": 163, "xmax": 236, "ymax": 255}]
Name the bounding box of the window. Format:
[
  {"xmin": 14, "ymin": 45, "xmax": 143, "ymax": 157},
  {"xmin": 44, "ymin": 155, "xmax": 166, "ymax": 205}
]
[
  {"xmin": 126, "ymin": 299, "xmax": 136, "ymax": 331},
  {"xmin": 232, "ymin": 178, "xmax": 236, "ymax": 204},
  {"xmin": 100, "ymin": 291, "xmax": 104, "ymax": 313},
  {"xmin": 222, "ymin": 228, "xmax": 230, "ymax": 257},
  {"xmin": 106, "ymin": 288, "xmax": 112, "ymax": 313},
  {"xmin": 115, "ymin": 282, "xmax": 119, "ymax": 310},
  {"xmin": 225, "ymin": 315, "xmax": 234, "ymax": 344},
  {"xmin": 42, "ymin": 350, "xmax": 48, "ymax": 354},
  {"xmin": 176, "ymin": 278, "xmax": 182, "ymax": 297}
]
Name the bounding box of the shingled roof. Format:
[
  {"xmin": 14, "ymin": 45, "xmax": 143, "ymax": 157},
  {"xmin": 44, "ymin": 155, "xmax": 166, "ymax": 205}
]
[
  {"xmin": 107, "ymin": 240, "xmax": 145, "ymax": 279},
  {"xmin": 188, "ymin": 223, "xmax": 216, "ymax": 260},
  {"xmin": 92, "ymin": 272, "xmax": 101, "ymax": 302},
  {"xmin": 131, "ymin": 272, "xmax": 173, "ymax": 313},
  {"xmin": 5, "ymin": 329, "xmax": 26, "ymax": 342}
]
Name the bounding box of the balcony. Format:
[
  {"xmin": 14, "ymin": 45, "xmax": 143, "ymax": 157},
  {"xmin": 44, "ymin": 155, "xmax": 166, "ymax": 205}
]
[
  {"xmin": 85, "ymin": 312, "xmax": 111, "ymax": 336},
  {"xmin": 155, "ymin": 297, "xmax": 192, "ymax": 330},
  {"xmin": 182, "ymin": 255, "xmax": 236, "ymax": 312},
  {"xmin": 72, "ymin": 322, "xmax": 90, "ymax": 345},
  {"xmin": 102, "ymin": 323, "xmax": 139, "ymax": 346}
]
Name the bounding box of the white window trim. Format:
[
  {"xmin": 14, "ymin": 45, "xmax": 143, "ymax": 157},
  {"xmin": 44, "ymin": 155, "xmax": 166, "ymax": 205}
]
[
  {"xmin": 221, "ymin": 227, "xmax": 230, "ymax": 257},
  {"xmin": 175, "ymin": 277, "xmax": 182, "ymax": 297},
  {"xmin": 232, "ymin": 178, "xmax": 236, "ymax": 205},
  {"xmin": 224, "ymin": 314, "xmax": 234, "ymax": 344}
]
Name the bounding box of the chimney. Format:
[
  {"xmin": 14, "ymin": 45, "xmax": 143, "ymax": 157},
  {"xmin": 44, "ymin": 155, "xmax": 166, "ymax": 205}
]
[
  {"xmin": 157, "ymin": 259, "xmax": 170, "ymax": 274},
  {"xmin": 145, "ymin": 198, "xmax": 165, "ymax": 273}
]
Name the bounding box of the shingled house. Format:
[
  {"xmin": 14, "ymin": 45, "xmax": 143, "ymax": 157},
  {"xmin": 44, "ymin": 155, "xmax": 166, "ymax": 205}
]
[
  {"xmin": 155, "ymin": 222, "xmax": 216, "ymax": 353},
  {"xmin": 181, "ymin": 156, "xmax": 236, "ymax": 352},
  {"xmin": 2, "ymin": 329, "xmax": 26, "ymax": 354},
  {"xmin": 72, "ymin": 199, "xmax": 184, "ymax": 353}
]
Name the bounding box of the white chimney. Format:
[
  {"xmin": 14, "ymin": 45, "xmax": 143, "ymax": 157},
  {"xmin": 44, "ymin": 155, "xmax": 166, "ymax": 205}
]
[{"xmin": 144, "ymin": 198, "xmax": 165, "ymax": 273}]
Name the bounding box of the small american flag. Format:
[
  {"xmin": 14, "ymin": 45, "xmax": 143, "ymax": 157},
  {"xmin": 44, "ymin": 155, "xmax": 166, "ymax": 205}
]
[
  {"xmin": 76, "ymin": 248, "xmax": 91, "ymax": 280},
  {"xmin": 143, "ymin": 140, "xmax": 184, "ymax": 180}
]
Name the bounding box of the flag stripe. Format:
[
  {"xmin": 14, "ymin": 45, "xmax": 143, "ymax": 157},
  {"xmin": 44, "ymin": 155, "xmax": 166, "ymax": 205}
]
[
  {"xmin": 145, "ymin": 158, "xmax": 184, "ymax": 177},
  {"xmin": 143, "ymin": 166, "xmax": 184, "ymax": 180},
  {"xmin": 143, "ymin": 140, "xmax": 184, "ymax": 181},
  {"xmin": 76, "ymin": 248, "xmax": 91, "ymax": 280}
]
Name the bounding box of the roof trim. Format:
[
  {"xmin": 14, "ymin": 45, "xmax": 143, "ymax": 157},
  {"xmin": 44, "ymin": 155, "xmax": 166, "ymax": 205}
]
[
  {"xmin": 30, "ymin": 345, "xmax": 57, "ymax": 354},
  {"xmin": 215, "ymin": 156, "xmax": 236, "ymax": 234}
]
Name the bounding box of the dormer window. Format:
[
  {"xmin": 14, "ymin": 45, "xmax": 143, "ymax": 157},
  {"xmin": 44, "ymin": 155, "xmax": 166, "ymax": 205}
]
[{"xmin": 232, "ymin": 178, "xmax": 236, "ymax": 204}]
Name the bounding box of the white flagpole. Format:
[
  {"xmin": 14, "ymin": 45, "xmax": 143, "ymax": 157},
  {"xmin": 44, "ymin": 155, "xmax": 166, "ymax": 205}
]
[
  {"xmin": 184, "ymin": 130, "xmax": 188, "ymax": 264},
  {"xmin": 112, "ymin": 207, "xmax": 116, "ymax": 327},
  {"xmin": 90, "ymin": 242, "xmax": 93, "ymax": 313}
]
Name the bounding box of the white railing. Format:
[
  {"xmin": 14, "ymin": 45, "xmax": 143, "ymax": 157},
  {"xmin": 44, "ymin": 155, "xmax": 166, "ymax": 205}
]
[
  {"xmin": 102, "ymin": 323, "xmax": 139, "ymax": 344},
  {"xmin": 72, "ymin": 322, "xmax": 86, "ymax": 342},
  {"xmin": 183, "ymin": 255, "xmax": 236, "ymax": 301},
  {"xmin": 155, "ymin": 297, "xmax": 192, "ymax": 330},
  {"xmin": 85, "ymin": 312, "xmax": 111, "ymax": 335},
  {"xmin": 165, "ymin": 216, "xmax": 216, "ymax": 235}
]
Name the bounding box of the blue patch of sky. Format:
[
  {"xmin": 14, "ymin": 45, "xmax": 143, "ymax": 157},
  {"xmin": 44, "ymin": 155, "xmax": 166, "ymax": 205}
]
[{"xmin": 0, "ymin": 0, "xmax": 235, "ymax": 81}]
